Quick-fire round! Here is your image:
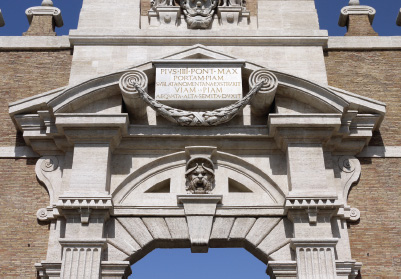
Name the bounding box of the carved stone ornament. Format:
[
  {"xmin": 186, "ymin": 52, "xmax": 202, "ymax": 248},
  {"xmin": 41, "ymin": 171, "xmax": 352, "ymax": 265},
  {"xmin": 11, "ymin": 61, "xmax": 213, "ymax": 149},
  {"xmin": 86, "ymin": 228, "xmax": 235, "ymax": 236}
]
[
  {"xmin": 36, "ymin": 208, "xmax": 48, "ymax": 221},
  {"xmin": 151, "ymin": 0, "xmax": 175, "ymax": 8},
  {"xmin": 133, "ymin": 81, "xmax": 264, "ymax": 126},
  {"xmin": 349, "ymin": 207, "xmax": 360, "ymax": 222},
  {"xmin": 180, "ymin": 0, "xmax": 218, "ymax": 29},
  {"xmin": 185, "ymin": 157, "xmax": 215, "ymax": 194},
  {"xmin": 40, "ymin": 156, "xmax": 59, "ymax": 172},
  {"xmin": 337, "ymin": 156, "xmax": 361, "ymax": 205}
]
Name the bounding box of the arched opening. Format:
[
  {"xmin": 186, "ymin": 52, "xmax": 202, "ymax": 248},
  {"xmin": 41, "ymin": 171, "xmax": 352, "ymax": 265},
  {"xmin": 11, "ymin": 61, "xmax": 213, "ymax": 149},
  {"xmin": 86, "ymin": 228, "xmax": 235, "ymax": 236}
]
[{"xmin": 128, "ymin": 248, "xmax": 270, "ymax": 279}]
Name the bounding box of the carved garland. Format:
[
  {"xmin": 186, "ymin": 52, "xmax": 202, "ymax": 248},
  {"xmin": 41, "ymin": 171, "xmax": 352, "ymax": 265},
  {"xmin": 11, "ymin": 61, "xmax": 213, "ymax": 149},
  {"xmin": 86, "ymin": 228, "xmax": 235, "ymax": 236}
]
[{"xmin": 131, "ymin": 80, "xmax": 264, "ymax": 126}]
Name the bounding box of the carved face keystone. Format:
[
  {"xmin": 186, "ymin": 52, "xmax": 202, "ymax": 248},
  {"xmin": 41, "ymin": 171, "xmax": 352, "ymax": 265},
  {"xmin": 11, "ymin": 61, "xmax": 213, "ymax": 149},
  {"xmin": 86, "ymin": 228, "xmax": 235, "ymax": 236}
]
[{"xmin": 185, "ymin": 157, "xmax": 215, "ymax": 194}]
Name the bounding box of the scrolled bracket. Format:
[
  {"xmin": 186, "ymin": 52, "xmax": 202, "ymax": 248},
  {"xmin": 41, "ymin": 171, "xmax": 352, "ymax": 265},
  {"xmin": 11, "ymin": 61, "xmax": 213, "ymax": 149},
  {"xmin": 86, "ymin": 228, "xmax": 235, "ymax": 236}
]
[
  {"xmin": 119, "ymin": 70, "xmax": 149, "ymax": 120},
  {"xmin": 337, "ymin": 156, "xmax": 361, "ymax": 205},
  {"xmin": 36, "ymin": 156, "xmax": 62, "ymax": 206},
  {"xmin": 249, "ymin": 69, "xmax": 278, "ymax": 115}
]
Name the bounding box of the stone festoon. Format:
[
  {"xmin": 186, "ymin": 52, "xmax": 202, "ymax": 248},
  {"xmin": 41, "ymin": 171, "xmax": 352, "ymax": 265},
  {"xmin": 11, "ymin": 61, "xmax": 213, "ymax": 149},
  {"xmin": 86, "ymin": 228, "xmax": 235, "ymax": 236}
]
[{"xmin": 1, "ymin": 0, "xmax": 400, "ymax": 278}]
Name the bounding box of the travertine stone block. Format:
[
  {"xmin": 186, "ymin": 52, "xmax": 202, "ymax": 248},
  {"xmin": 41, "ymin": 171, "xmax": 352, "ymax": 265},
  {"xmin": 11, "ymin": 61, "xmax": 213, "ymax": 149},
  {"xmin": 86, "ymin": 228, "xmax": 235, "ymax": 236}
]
[
  {"xmin": 69, "ymin": 143, "xmax": 111, "ymax": 193},
  {"xmin": 287, "ymin": 143, "xmax": 333, "ymax": 198},
  {"xmin": 142, "ymin": 218, "xmax": 172, "ymax": 240},
  {"xmin": 117, "ymin": 218, "xmax": 154, "ymax": 248},
  {"xmin": 165, "ymin": 217, "xmax": 190, "ymax": 240},
  {"xmin": 256, "ymin": 219, "xmax": 292, "ymax": 259},
  {"xmin": 245, "ymin": 218, "xmax": 281, "ymax": 248},
  {"xmin": 229, "ymin": 218, "xmax": 256, "ymax": 240},
  {"xmin": 210, "ymin": 217, "xmax": 235, "ymax": 241}
]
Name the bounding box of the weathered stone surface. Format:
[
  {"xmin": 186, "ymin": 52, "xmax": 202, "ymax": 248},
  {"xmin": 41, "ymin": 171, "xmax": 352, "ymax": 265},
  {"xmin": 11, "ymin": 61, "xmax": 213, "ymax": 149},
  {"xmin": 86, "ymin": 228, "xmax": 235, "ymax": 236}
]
[
  {"xmin": 165, "ymin": 217, "xmax": 190, "ymax": 240},
  {"xmin": 245, "ymin": 218, "xmax": 281, "ymax": 248},
  {"xmin": 210, "ymin": 217, "xmax": 235, "ymax": 241},
  {"xmin": 229, "ymin": 218, "xmax": 256, "ymax": 240},
  {"xmin": 1, "ymin": 1, "xmax": 400, "ymax": 278},
  {"xmin": 117, "ymin": 218, "xmax": 154, "ymax": 247},
  {"xmin": 142, "ymin": 218, "xmax": 172, "ymax": 240}
]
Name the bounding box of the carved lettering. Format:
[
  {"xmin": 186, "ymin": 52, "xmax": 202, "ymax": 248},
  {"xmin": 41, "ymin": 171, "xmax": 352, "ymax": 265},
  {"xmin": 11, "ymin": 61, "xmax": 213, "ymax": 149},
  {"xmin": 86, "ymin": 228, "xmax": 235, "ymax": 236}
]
[{"xmin": 155, "ymin": 67, "xmax": 242, "ymax": 101}]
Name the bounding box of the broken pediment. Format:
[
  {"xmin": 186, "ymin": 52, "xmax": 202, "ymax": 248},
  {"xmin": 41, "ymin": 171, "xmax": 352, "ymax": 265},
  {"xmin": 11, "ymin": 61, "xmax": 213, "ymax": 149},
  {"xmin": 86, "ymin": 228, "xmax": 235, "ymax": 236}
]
[{"xmin": 9, "ymin": 45, "xmax": 385, "ymax": 155}]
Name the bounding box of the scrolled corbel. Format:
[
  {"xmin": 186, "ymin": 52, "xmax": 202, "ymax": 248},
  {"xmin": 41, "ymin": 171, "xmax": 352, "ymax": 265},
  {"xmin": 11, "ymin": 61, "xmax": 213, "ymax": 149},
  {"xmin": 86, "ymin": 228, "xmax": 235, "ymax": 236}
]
[
  {"xmin": 338, "ymin": 156, "xmax": 361, "ymax": 205},
  {"xmin": 119, "ymin": 70, "xmax": 149, "ymax": 120},
  {"xmin": 36, "ymin": 207, "xmax": 56, "ymax": 222},
  {"xmin": 36, "ymin": 156, "xmax": 62, "ymax": 206},
  {"xmin": 249, "ymin": 69, "xmax": 278, "ymax": 115},
  {"xmin": 349, "ymin": 207, "xmax": 360, "ymax": 222}
]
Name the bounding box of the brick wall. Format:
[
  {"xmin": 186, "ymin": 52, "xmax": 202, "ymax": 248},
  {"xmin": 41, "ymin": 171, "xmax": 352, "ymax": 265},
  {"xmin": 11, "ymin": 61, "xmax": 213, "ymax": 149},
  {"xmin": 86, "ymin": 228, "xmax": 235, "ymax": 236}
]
[
  {"xmin": 0, "ymin": 50, "xmax": 72, "ymax": 277},
  {"xmin": 326, "ymin": 50, "xmax": 401, "ymax": 278},
  {"xmin": 0, "ymin": 50, "xmax": 72, "ymax": 147},
  {"xmin": 0, "ymin": 158, "xmax": 49, "ymax": 278},
  {"xmin": 345, "ymin": 15, "xmax": 378, "ymax": 36},
  {"xmin": 348, "ymin": 158, "xmax": 401, "ymax": 278},
  {"xmin": 325, "ymin": 50, "xmax": 401, "ymax": 146}
]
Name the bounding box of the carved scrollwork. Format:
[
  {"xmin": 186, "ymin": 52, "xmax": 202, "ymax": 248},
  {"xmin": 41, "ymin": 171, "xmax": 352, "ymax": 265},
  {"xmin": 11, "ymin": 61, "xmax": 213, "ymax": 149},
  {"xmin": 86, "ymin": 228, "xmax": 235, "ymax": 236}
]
[
  {"xmin": 41, "ymin": 156, "xmax": 59, "ymax": 172},
  {"xmin": 185, "ymin": 157, "xmax": 215, "ymax": 194},
  {"xmin": 249, "ymin": 69, "xmax": 278, "ymax": 95},
  {"xmin": 349, "ymin": 207, "xmax": 360, "ymax": 222},
  {"xmin": 338, "ymin": 156, "xmax": 356, "ymax": 173},
  {"xmin": 36, "ymin": 156, "xmax": 63, "ymax": 206},
  {"xmin": 37, "ymin": 208, "xmax": 48, "ymax": 221},
  {"xmin": 133, "ymin": 81, "xmax": 264, "ymax": 126},
  {"xmin": 337, "ymin": 156, "xmax": 361, "ymax": 205},
  {"xmin": 119, "ymin": 71, "xmax": 148, "ymax": 95}
]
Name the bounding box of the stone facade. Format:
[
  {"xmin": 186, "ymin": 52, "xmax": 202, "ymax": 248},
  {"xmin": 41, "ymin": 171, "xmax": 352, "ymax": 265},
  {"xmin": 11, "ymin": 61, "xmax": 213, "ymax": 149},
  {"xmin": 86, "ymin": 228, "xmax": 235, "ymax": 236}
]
[{"xmin": 0, "ymin": 1, "xmax": 400, "ymax": 279}]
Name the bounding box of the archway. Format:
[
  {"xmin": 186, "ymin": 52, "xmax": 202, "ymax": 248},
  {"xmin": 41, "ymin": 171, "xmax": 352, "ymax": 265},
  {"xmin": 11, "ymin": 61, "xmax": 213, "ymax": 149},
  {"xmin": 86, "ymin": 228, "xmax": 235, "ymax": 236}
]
[{"xmin": 128, "ymin": 248, "xmax": 269, "ymax": 279}]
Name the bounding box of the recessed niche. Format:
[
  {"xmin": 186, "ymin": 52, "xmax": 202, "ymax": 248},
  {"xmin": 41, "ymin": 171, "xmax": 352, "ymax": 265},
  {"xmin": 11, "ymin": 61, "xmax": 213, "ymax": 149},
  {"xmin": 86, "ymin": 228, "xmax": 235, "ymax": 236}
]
[
  {"xmin": 145, "ymin": 179, "xmax": 171, "ymax": 193},
  {"xmin": 228, "ymin": 178, "xmax": 252, "ymax": 193}
]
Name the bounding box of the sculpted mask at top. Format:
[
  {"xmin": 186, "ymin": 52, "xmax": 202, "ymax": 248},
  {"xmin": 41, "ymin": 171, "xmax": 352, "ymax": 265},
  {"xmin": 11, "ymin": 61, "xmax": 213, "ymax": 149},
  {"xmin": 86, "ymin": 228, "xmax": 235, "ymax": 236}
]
[{"xmin": 181, "ymin": 0, "xmax": 218, "ymax": 29}]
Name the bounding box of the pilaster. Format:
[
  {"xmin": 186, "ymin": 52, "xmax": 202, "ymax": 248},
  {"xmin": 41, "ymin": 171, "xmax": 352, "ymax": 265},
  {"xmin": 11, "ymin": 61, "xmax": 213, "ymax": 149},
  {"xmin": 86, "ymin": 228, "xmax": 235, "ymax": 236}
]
[
  {"xmin": 339, "ymin": 2, "xmax": 378, "ymax": 36},
  {"xmin": 59, "ymin": 239, "xmax": 107, "ymax": 279},
  {"xmin": 291, "ymin": 239, "xmax": 338, "ymax": 279},
  {"xmin": 23, "ymin": 1, "xmax": 63, "ymax": 36}
]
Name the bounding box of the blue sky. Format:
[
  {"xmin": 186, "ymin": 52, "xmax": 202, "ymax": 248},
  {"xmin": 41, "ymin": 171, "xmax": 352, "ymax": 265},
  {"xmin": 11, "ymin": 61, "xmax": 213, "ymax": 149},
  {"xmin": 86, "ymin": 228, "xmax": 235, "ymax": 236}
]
[
  {"xmin": 0, "ymin": 0, "xmax": 399, "ymax": 278},
  {"xmin": 0, "ymin": 0, "xmax": 400, "ymax": 36}
]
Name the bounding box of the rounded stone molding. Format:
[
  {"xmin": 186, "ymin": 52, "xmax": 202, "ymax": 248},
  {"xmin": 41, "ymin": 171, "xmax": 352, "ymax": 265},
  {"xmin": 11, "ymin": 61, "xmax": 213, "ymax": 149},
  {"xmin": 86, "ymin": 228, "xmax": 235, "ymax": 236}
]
[
  {"xmin": 349, "ymin": 207, "xmax": 360, "ymax": 221},
  {"xmin": 249, "ymin": 69, "xmax": 278, "ymax": 95},
  {"xmin": 42, "ymin": 0, "xmax": 54, "ymax": 7},
  {"xmin": 338, "ymin": 156, "xmax": 356, "ymax": 173},
  {"xmin": 41, "ymin": 156, "xmax": 59, "ymax": 172},
  {"xmin": 119, "ymin": 70, "xmax": 148, "ymax": 95},
  {"xmin": 36, "ymin": 208, "xmax": 48, "ymax": 221},
  {"xmin": 348, "ymin": 0, "xmax": 359, "ymax": 6}
]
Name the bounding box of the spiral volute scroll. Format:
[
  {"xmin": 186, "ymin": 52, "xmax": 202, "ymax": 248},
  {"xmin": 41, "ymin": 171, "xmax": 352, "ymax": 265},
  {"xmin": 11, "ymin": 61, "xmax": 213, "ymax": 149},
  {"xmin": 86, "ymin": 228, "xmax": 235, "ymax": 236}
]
[
  {"xmin": 249, "ymin": 69, "xmax": 278, "ymax": 95},
  {"xmin": 119, "ymin": 70, "xmax": 148, "ymax": 95},
  {"xmin": 37, "ymin": 208, "xmax": 48, "ymax": 221},
  {"xmin": 41, "ymin": 156, "xmax": 59, "ymax": 172},
  {"xmin": 349, "ymin": 207, "xmax": 361, "ymax": 222}
]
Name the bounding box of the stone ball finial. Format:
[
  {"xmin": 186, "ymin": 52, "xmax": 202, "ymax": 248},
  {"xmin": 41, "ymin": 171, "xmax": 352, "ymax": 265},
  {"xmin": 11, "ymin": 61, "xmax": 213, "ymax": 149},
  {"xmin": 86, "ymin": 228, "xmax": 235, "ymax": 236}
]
[
  {"xmin": 41, "ymin": 0, "xmax": 54, "ymax": 6},
  {"xmin": 349, "ymin": 0, "xmax": 360, "ymax": 6}
]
